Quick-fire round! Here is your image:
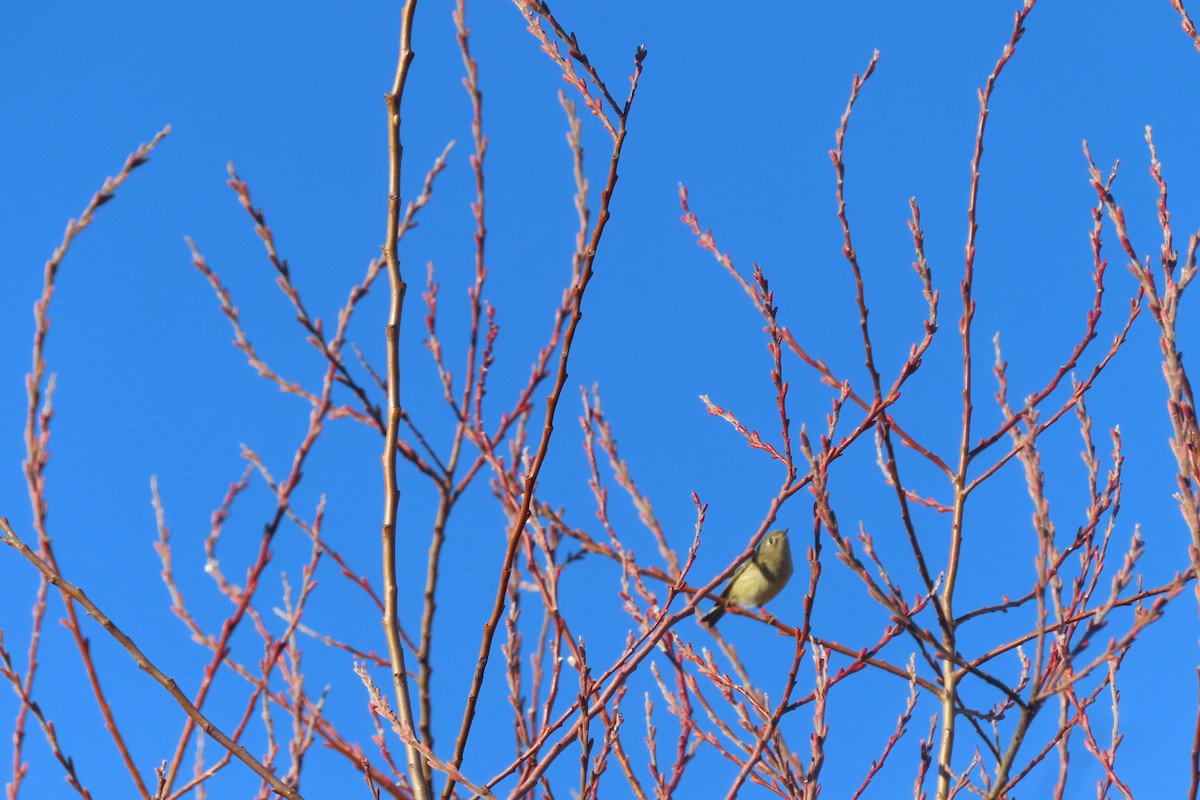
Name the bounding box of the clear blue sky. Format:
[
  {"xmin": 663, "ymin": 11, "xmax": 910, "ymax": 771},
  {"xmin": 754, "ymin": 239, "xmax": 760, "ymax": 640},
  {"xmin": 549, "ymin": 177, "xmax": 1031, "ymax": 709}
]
[{"xmin": 3, "ymin": 2, "xmax": 1199, "ymax": 797}]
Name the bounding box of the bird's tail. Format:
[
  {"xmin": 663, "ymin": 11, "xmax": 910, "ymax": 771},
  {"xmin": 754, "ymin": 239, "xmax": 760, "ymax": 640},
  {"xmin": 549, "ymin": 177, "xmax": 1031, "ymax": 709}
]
[{"xmin": 700, "ymin": 603, "xmax": 726, "ymax": 626}]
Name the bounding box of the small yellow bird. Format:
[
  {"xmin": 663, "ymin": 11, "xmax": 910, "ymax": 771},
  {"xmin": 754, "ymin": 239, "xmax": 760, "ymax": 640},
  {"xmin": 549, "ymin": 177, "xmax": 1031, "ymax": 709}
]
[{"xmin": 701, "ymin": 529, "xmax": 793, "ymax": 626}]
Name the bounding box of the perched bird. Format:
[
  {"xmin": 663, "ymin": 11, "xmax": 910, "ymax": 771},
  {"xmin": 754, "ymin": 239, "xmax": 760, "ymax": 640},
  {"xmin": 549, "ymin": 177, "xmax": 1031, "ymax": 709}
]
[{"xmin": 701, "ymin": 529, "xmax": 793, "ymax": 626}]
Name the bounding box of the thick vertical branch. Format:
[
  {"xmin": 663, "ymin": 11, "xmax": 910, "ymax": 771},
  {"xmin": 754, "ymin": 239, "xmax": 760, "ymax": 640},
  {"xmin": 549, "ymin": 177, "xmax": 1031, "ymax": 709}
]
[{"xmin": 381, "ymin": 2, "xmax": 430, "ymax": 799}]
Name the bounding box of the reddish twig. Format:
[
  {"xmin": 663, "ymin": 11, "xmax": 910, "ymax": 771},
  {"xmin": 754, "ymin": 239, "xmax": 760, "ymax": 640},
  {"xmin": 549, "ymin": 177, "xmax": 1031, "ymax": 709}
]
[
  {"xmin": 439, "ymin": 14, "xmax": 647, "ymax": 797},
  {"xmin": 0, "ymin": 517, "xmax": 300, "ymax": 800},
  {"xmin": 18, "ymin": 126, "xmax": 170, "ymax": 800}
]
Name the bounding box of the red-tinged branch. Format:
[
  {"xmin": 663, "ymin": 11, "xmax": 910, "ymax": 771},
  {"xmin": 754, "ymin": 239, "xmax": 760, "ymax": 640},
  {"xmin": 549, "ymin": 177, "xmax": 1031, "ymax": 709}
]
[
  {"xmin": 160, "ymin": 360, "xmax": 337, "ymax": 795},
  {"xmin": 833, "ymin": 54, "xmax": 950, "ymax": 636},
  {"xmin": 514, "ymin": 1, "xmax": 622, "ymax": 137},
  {"xmin": 438, "ymin": 21, "xmax": 646, "ymax": 800},
  {"xmin": 0, "ymin": 518, "xmax": 301, "ymax": 800},
  {"xmin": 874, "ymin": 199, "xmax": 947, "ymax": 606},
  {"xmin": 359, "ymin": 666, "xmax": 496, "ymax": 799},
  {"xmin": 0, "ymin": 633, "xmax": 92, "ymax": 798},
  {"xmin": 18, "ymin": 126, "xmax": 170, "ymax": 800},
  {"xmin": 849, "ymin": 667, "xmax": 920, "ymax": 800},
  {"xmin": 679, "ymin": 187, "xmax": 951, "ymax": 479},
  {"xmin": 584, "ymin": 387, "xmax": 679, "ymax": 576},
  {"xmin": 414, "ymin": 4, "xmax": 491, "ymax": 777},
  {"xmin": 226, "ymin": 148, "xmax": 451, "ymax": 433},
  {"xmin": 186, "ymin": 240, "xmax": 320, "ymax": 403},
  {"xmin": 830, "ymin": 50, "xmax": 883, "ymax": 403},
  {"xmin": 1170, "ymin": 0, "xmax": 1200, "ymax": 53},
  {"xmin": 192, "ymin": 139, "xmax": 456, "ymax": 479},
  {"xmin": 722, "ymin": 632, "xmax": 807, "ymax": 799},
  {"xmin": 1062, "ymin": 657, "xmax": 1135, "ymax": 799},
  {"xmin": 968, "ymin": 161, "xmax": 1134, "ymax": 463},
  {"xmin": 752, "ymin": 266, "xmax": 797, "ymax": 481},
  {"xmin": 1084, "ymin": 132, "xmax": 1200, "ymax": 632},
  {"xmin": 699, "ymin": 394, "xmax": 787, "ymax": 462}
]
